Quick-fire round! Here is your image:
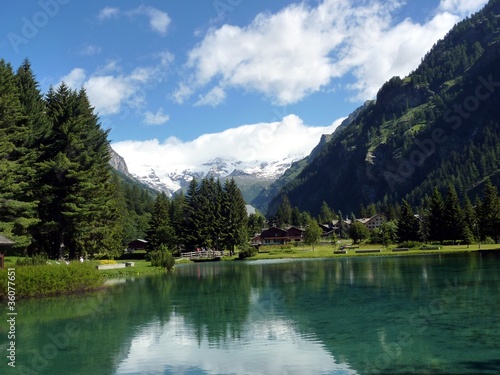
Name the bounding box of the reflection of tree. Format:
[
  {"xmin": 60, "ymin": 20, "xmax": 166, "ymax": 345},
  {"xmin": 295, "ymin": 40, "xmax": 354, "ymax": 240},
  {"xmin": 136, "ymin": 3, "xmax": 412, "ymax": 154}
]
[
  {"xmin": 10, "ymin": 254, "xmax": 500, "ymax": 375},
  {"xmin": 172, "ymin": 263, "xmax": 254, "ymax": 345}
]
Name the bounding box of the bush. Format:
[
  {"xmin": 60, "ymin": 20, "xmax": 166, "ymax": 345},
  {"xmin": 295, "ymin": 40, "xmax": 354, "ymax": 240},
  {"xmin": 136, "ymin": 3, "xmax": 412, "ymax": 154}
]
[
  {"xmin": 150, "ymin": 245, "xmax": 175, "ymax": 270},
  {"xmin": 16, "ymin": 254, "xmax": 48, "ymax": 266},
  {"xmin": 398, "ymin": 241, "xmax": 423, "ymax": 249},
  {"xmin": 238, "ymin": 244, "xmax": 257, "ymax": 259}
]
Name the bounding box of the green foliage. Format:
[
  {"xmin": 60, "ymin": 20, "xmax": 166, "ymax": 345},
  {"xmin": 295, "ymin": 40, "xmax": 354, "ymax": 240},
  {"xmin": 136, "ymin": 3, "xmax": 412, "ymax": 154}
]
[
  {"xmin": 16, "ymin": 253, "xmax": 48, "ymax": 266},
  {"xmin": 398, "ymin": 241, "xmax": 424, "ymax": 249},
  {"xmin": 265, "ymin": 2, "xmax": 500, "ymax": 218},
  {"xmin": 150, "ymin": 244, "xmax": 175, "ymax": 270},
  {"xmin": 0, "ymin": 262, "xmax": 103, "ymax": 299},
  {"xmin": 397, "ymin": 200, "xmax": 421, "ymax": 242},
  {"xmin": 304, "ymin": 219, "xmax": 322, "ymax": 250},
  {"xmin": 238, "ymin": 243, "xmax": 257, "ymax": 259},
  {"xmin": 349, "ymin": 222, "xmax": 370, "ymax": 244}
]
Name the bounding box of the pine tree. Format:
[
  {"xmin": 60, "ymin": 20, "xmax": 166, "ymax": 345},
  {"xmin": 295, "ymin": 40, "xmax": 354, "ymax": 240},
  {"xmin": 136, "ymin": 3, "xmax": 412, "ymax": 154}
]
[
  {"xmin": 222, "ymin": 178, "xmax": 247, "ymax": 255},
  {"xmin": 426, "ymin": 188, "xmax": 445, "ymax": 243},
  {"xmin": 275, "ymin": 195, "xmax": 292, "ymax": 228},
  {"xmin": 146, "ymin": 192, "xmax": 174, "ymax": 251},
  {"xmin": 442, "ymin": 185, "xmax": 465, "ymax": 244},
  {"xmin": 0, "ymin": 60, "xmax": 39, "ymax": 251},
  {"xmin": 476, "ymin": 179, "xmax": 500, "ymax": 243},
  {"xmin": 396, "ymin": 200, "xmax": 421, "ymax": 243},
  {"xmin": 34, "ymin": 84, "xmax": 122, "ymax": 258},
  {"xmin": 184, "ymin": 178, "xmax": 201, "ymax": 250}
]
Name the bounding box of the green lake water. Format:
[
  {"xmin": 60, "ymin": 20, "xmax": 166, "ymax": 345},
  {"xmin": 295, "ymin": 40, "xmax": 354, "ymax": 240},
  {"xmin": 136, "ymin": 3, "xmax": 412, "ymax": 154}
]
[{"xmin": 2, "ymin": 252, "xmax": 500, "ymax": 375}]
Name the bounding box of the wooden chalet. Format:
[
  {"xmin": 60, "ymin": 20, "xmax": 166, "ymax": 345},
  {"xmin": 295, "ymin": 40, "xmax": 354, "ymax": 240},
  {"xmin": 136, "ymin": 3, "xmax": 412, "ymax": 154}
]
[
  {"xmin": 127, "ymin": 239, "xmax": 148, "ymax": 251},
  {"xmin": 254, "ymin": 226, "xmax": 305, "ymax": 245}
]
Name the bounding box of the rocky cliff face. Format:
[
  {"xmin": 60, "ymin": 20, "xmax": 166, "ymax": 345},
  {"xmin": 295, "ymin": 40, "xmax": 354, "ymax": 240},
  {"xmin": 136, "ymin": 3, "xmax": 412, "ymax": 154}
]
[{"xmin": 108, "ymin": 146, "xmax": 136, "ymax": 181}]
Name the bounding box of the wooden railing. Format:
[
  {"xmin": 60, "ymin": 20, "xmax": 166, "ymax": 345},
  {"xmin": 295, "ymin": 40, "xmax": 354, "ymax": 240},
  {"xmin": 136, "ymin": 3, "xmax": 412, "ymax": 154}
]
[{"xmin": 183, "ymin": 250, "xmax": 225, "ymax": 259}]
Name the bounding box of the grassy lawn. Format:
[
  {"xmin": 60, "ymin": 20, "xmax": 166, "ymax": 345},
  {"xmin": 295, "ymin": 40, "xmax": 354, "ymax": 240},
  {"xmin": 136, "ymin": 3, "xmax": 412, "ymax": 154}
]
[{"xmin": 249, "ymin": 241, "xmax": 498, "ymax": 260}]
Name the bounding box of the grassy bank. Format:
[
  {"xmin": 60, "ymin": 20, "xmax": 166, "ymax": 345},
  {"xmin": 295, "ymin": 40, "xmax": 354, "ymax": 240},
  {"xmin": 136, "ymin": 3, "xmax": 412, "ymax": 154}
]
[
  {"xmin": 248, "ymin": 242, "xmax": 498, "ymax": 260},
  {"xmin": 0, "ymin": 262, "xmax": 104, "ymax": 299}
]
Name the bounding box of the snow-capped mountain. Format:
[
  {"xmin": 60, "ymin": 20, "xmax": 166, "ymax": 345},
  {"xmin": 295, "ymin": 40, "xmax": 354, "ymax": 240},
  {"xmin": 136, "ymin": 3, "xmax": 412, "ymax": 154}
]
[
  {"xmin": 110, "ymin": 114, "xmax": 344, "ymax": 201},
  {"xmin": 125, "ymin": 153, "xmax": 304, "ymax": 197}
]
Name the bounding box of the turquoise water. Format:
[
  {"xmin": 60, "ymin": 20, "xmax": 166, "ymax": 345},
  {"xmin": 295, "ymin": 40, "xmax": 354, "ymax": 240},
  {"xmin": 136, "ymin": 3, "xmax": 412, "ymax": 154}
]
[{"xmin": 2, "ymin": 252, "xmax": 500, "ymax": 374}]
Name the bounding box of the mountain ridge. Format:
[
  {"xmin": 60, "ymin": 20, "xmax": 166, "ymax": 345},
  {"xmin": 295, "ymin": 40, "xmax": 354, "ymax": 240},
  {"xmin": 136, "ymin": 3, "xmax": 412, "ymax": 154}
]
[{"xmin": 266, "ymin": 0, "xmax": 500, "ymax": 216}]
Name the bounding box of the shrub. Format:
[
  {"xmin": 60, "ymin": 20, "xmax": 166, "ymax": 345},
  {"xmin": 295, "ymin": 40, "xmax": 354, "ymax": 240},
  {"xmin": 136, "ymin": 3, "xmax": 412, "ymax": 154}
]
[
  {"xmin": 398, "ymin": 241, "xmax": 423, "ymax": 249},
  {"xmin": 16, "ymin": 254, "xmax": 48, "ymax": 266},
  {"xmin": 150, "ymin": 245, "xmax": 175, "ymax": 270},
  {"xmin": 238, "ymin": 244, "xmax": 257, "ymax": 259}
]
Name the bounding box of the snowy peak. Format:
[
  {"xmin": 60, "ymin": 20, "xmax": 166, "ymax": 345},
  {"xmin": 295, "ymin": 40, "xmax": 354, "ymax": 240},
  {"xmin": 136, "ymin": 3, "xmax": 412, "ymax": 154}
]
[{"xmin": 126, "ymin": 153, "xmax": 305, "ymax": 196}]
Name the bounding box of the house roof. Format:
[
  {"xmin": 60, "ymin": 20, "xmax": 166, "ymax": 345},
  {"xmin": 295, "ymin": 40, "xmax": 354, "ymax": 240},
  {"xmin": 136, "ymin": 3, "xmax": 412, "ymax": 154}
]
[{"xmin": 0, "ymin": 235, "xmax": 15, "ymax": 245}]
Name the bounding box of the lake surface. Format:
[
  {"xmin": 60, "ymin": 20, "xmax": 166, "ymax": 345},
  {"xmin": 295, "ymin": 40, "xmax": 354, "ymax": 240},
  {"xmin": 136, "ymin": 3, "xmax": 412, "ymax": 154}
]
[{"xmin": 3, "ymin": 252, "xmax": 500, "ymax": 375}]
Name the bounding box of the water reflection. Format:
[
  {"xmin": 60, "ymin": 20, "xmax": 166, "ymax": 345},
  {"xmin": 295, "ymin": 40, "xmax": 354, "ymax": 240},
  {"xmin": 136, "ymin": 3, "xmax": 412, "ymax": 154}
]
[
  {"xmin": 3, "ymin": 252, "xmax": 500, "ymax": 374},
  {"xmin": 116, "ymin": 313, "xmax": 358, "ymax": 375}
]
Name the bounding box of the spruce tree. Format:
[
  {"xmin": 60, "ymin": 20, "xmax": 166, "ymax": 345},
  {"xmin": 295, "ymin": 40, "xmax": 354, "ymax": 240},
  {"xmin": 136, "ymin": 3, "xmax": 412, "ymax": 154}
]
[
  {"xmin": 35, "ymin": 84, "xmax": 122, "ymax": 258},
  {"xmin": 476, "ymin": 179, "xmax": 500, "ymax": 243},
  {"xmin": 0, "ymin": 60, "xmax": 39, "ymax": 251},
  {"xmin": 442, "ymin": 185, "xmax": 465, "ymax": 244},
  {"xmin": 426, "ymin": 188, "xmax": 445, "ymax": 243},
  {"xmin": 396, "ymin": 200, "xmax": 421, "ymax": 243},
  {"xmin": 146, "ymin": 192, "xmax": 174, "ymax": 251},
  {"xmin": 222, "ymin": 178, "xmax": 247, "ymax": 255}
]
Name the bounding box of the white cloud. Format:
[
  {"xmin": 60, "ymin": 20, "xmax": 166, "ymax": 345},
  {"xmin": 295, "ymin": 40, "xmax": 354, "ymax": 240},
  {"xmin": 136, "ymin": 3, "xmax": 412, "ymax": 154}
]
[
  {"xmin": 98, "ymin": 5, "xmax": 171, "ymax": 35},
  {"xmin": 78, "ymin": 44, "xmax": 101, "ymax": 56},
  {"xmin": 439, "ymin": 0, "xmax": 489, "ymax": 17},
  {"xmin": 60, "ymin": 55, "xmax": 171, "ymax": 116},
  {"xmin": 60, "ymin": 68, "xmax": 86, "ymax": 89},
  {"xmin": 112, "ymin": 114, "xmax": 345, "ymax": 175},
  {"xmin": 144, "ymin": 108, "xmax": 170, "ymax": 125},
  {"xmin": 195, "ymin": 86, "xmax": 226, "ymax": 107},
  {"xmin": 98, "ymin": 7, "xmax": 120, "ymax": 21},
  {"xmin": 179, "ymin": 0, "xmax": 485, "ymax": 106},
  {"xmin": 128, "ymin": 6, "xmax": 171, "ymax": 36}
]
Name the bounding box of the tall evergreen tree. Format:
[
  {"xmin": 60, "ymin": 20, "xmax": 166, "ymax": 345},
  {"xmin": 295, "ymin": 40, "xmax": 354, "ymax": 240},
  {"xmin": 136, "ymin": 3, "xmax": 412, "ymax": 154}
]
[
  {"xmin": 396, "ymin": 200, "xmax": 421, "ymax": 242},
  {"xmin": 146, "ymin": 192, "xmax": 174, "ymax": 251},
  {"xmin": 0, "ymin": 60, "xmax": 39, "ymax": 251},
  {"xmin": 476, "ymin": 179, "xmax": 500, "ymax": 243},
  {"xmin": 442, "ymin": 185, "xmax": 465, "ymax": 244},
  {"xmin": 275, "ymin": 195, "xmax": 292, "ymax": 228},
  {"xmin": 426, "ymin": 188, "xmax": 445, "ymax": 243},
  {"xmin": 222, "ymin": 178, "xmax": 248, "ymax": 255},
  {"xmin": 34, "ymin": 84, "xmax": 122, "ymax": 258}
]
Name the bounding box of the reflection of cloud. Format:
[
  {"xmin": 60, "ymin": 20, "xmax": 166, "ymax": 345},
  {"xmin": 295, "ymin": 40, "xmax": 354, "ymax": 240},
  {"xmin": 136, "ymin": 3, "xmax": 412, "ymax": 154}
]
[
  {"xmin": 111, "ymin": 115, "xmax": 345, "ymax": 175},
  {"xmin": 116, "ymin": 313, "xmax": 359, "ymax": 375}
]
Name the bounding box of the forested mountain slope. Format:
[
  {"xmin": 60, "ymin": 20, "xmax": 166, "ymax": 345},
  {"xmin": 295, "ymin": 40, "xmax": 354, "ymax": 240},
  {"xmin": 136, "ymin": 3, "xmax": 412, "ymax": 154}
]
[{"xmin": 268, "ymin": 0, "xmax": 500, "ymax": 216}]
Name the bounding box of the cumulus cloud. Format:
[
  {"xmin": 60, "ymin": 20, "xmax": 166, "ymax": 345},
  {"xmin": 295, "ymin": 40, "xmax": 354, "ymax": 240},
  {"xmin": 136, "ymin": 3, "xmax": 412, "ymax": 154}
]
[
  {"xmin": 178, "ymin": 0, "xmax": 485, "ymax": 106},
  {"xmin": 98, "ymin": 6, "xmax": 119, "ymax": 20},
  {"xmin": 195, "ymin": 86, "xmax": 226, "ymax": 107},
  {"xmin": 60, "ymin": 55, "xmax": 172, "ymax": 115},
  {"xmin": 128, "ymin": 5, "xmax": 171, "ymax": 36},
  {"xmin": 98, "ymin": 6, "xmax": 171, "ymax": 35},
  {"xmin": 78, "ymin": 44, "xmax": 102, "ymax": 56},
  {"xmin": 60, "ymin": 68, "xmax": 86, "ymax": 88},
  {"xmin": 112, "ymin": 115, "xmax": 345, "ymax": 175},
  {"xmin": 144, "ymin": 108, "xmax": 170, "ymax": 125},
  {"xmin": 439, "ymin": 0, "xmax": 489, "ymax": 17}
]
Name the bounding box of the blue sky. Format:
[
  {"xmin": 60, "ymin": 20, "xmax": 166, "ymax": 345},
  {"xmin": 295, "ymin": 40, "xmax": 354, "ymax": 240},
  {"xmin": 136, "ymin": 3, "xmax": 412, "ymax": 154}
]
[{"xmin": 1, "ymin": 0, "xmax": 489, "ymax": 171}]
